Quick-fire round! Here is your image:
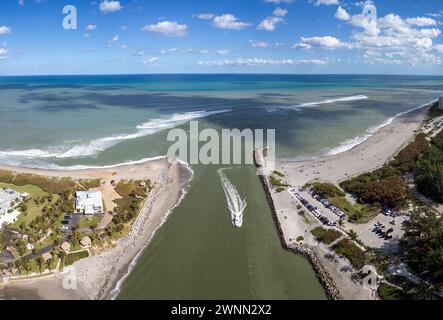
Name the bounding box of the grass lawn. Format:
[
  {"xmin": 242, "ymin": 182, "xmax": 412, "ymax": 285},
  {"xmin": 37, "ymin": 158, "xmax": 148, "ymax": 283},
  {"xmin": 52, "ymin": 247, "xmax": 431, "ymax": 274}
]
[
  {"xmin": 0, "ymin": 182, "xmax": 60, "ymax": 228},
  {"xmin": 378, "ymin": 283, "xmax": 411, "ymax": 300},
  {"xmin": 329, "ymin": 196, "xmax": 378, "ymax": 224},
  {"xmin": 78, "ymin": 216, "xmax": 100, "ymax": 230},
  {"xmin": 311, "ymin": 227, "xmax": 342, "ymax": 245},
  {"xmin": 332, "ymin": 239, "xmax": 367, "ymax": 269},
  {"xmin": 64, "ymin": 250, "xmax": 89, "ymax": 266},
  {"xmin": 79, "ymin": 179, "xmax": 102, "ymax": 190}
]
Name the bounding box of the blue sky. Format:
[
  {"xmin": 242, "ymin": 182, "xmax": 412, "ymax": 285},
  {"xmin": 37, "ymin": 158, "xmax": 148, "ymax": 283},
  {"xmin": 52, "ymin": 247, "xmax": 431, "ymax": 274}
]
[{"xmin": 1, "ymin": 0, "xmax": 443, "ymax": 75}]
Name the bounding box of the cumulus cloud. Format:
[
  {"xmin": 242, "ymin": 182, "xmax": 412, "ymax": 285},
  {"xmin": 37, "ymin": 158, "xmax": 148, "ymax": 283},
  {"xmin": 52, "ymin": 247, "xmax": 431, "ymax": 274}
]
[
  {"xmin": 335, "ymin": 6, "xmax": 350, "ymax": 21},
  {"xmin": 142, "ymin": 21, "xmax": 188, "ymax": 37},
  {"xmin": 273, "ymin": 7, "xmax": 288, "ymax": 17},
  {"xmin": 85, "ymin": 24, "xmax": 97, "ymax": 31},
  {"xmin": 198, "ymin": 57, "xmax": 330, "ymax": 66},
  {"xmin": 100, "ymin": 1, "xmax": 123, "ymax": 13},
  {"xmin": 310, "ymin": 0, "xmax": 340, "ymax": 6},
  {"xmin": 295, "ymin": 36, "xmax": 349, "ymax": 49},
  {"xmin": 258, "ymin": 16, "xmax": 284, "ymax": 31},
  {"xmin": 405, "ymin": 17, "xmax": 437, "ymax": 27},
  {"xmin": 335, "ymin": 0, "xmax": 443, "ymax": 65},
  {"xmin": 213, "ymin": 14, "xmax": 252, "ymax": 30},
  {"xmin": 0, "ymin": 26, "xmax": 12, "ymax": 35}
]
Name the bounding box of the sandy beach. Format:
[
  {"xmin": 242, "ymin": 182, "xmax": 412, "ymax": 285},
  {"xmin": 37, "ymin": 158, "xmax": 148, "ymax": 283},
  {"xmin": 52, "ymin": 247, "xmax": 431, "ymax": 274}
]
[
  {"xmin": 0, "ymin": 157, "xmax": 193, "ymax": 300},
  {"xmin": 264, "ymin": 103, "xmax": 432, "ymax": 300}
]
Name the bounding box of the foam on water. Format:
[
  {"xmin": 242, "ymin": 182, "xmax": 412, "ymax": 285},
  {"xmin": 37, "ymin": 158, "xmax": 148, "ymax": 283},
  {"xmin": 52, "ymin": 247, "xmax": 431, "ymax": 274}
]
[
  {"xmin": 326, "ymin": 99, "xmax": 437, "ymax": 156},
  {"xmin": 266, "ymin": 95, "xmax": 369, "ymax": 112},
  {"xmin": 217, "ymin": 168, "xmax": 247, "ymax": 228},
  {"xmin": 0, "ymin": 109, "xmax": 231, "ymax": 161}
]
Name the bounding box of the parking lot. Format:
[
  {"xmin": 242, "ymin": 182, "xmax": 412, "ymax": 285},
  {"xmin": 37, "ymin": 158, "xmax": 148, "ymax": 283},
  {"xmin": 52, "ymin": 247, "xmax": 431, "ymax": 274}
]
[
  {"xmin": 289, "ymin": 188, "xmax": 340, "ymax": 227},
  {"xmin": 289, "ymin": 186, "xmax": 408, "ymax": 252},
  {"xmin": 350, "ymin": 212, "xmax": 407, "ymax": 252}
]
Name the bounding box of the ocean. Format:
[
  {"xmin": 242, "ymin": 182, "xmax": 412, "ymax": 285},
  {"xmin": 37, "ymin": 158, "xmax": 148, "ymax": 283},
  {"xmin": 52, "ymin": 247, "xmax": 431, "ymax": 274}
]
[{"xmin": 0, "ymin": 74, "xmax": 442, "ymax": 299}]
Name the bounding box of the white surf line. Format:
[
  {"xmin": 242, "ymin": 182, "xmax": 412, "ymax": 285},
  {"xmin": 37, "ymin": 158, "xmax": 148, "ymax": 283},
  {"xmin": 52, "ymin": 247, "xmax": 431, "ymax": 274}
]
[
  {"xmin": 265, "ymin": 95, "xmax": 369, "ymax": 112},
  {"xmin": 0, "ymin": 109, "xmax": 232, "ymax": 160},
  {"xmin": 217, "ymin": 168, "xmax": 247, "ymax": 228},
  {"xmin": 326, "ymin": 98, "xmax": 438, "ymax": 156}
]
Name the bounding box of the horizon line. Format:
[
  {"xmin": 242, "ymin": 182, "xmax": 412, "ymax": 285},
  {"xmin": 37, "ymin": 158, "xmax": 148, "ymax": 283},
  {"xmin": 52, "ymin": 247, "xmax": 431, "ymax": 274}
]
[{"xmin": 1, "ymin": 72, "xmax": 443, "ymax": 77}]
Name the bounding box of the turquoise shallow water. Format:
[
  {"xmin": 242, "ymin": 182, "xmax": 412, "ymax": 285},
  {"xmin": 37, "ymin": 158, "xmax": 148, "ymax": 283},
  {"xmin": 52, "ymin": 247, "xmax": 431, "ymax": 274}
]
[{"xmin": 0, "ymin": 74, "xmax": 442, "ymax": 299}]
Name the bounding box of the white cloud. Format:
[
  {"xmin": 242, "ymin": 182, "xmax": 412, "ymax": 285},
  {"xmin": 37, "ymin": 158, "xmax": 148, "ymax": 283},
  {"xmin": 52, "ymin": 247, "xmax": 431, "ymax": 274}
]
[
  {"xmin": 198, "ymin": 57, "xmax": 330, "ymax": 67},
  {"xmin": 100, "ymin": 1, "xmax": 123, "ymax": 13},
  {"xmin": 296, "ymin": 36, "xmax": 348, "ymax": 49},
  {"xmin": 337, "ymin": 1, "xmax": 443, "ymax": 65},
  {"xmin": 273, "ymin": 7, "xmax": 288, "ymax": 17},
  {"xmin": 349, "ymin": 0, "xmax": 379, "ymax": 36},
  {"xmin": 258, "ymin": 16, "xmax": 284, "ymax": 31},
  {"xmin": 143, "ymin": 57, "xmax": 160, "ymax": 64},
  {"xmin": 18, "ymin": 0, "xmax": 24, "ymax": 6},
  {"xmin": 109, "ymin": 34, "xmax": 119, "ymax": 43},
  {"xmin": 405, "ymin": 17, "xmax": 437, "ymax": 27},
  {"xmin": 85, "ymin": 24, "xmax": 97, "ymax": 31},
  {"xmin": 311, "ymin": 0, "xmax": 339, "ymax": 6},
  {"xmin": 142, "ymin": 21, "xmax": 188, "ymax": 37},
  {"xmin": 216, "ymin": 49, "xmax": 230, "ymax": 55},
  {"xmin": 0, "ymin": 26, "xmax": 12, "ymax": 35},
  {"xmin": 335, "ymin": 6, "xmax": 350, "ymax": 21},
  {"xmin": 213, "ymin": 14, "xmax": 252, "ymax": 30},
  {"xmin": 433, "ymin": 44, "xmax": 443, "ymax": 53},
  {"xmin": 250, "ymin": 39, "xmax": 283, "ymax": 48},
  {"xmin": 197, "ymin": 13, "xmax": 215, "ymax": 20},
  {"xmin": 0, "ymin": 47, "xmax": 8, "ymax": 59},
  {"xmin": 121, "ymin": 44, "xmax": 129, "ymax": 49}
]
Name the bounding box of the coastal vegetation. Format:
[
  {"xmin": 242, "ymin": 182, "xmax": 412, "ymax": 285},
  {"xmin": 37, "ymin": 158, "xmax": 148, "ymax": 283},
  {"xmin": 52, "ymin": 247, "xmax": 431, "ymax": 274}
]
[
  {"xmin": 415, "ymin": 131, "xmax": 443, "ymax": 202},
  {"xmin": 107, "ymin": 179, "xmax": 151, "ymax": 240},
  {"xmin": 339, "ymin": 133, "xmax": 430, "ymax": 209},
  {"xmin": 332, "ymin": 239, "xmax": 367, "ymax": 269},
  {"xmin": 310, "ymin": 227, "xmax": 342, "ymax": 245},
  {"xmin": 269, "ymin": 171, "xmax": 289, "ymax": 193},
  {"xmin": 64, "ymin": 250, "xmax": 89, "ymax": 266},
  {"xmin": 307, "ymin": 182, "xmax": 378, "ymax": 223},
  {"xmin": 0, "ymin": 169, "xmax": 153, "ymax": 280},
  {"xmin": 401, "ymin": 209, "xmax": 443, "ymax": 286},
  {"xmin": 79, "ymin": 179, "xmax": 102, "ymax": 190}
]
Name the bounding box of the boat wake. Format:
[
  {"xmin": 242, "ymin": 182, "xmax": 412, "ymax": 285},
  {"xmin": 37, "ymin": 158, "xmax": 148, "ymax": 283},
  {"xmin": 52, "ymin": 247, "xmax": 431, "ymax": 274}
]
[{"xmin": 217, "ymin": 168, "xmax": 247, "ymax": 228}]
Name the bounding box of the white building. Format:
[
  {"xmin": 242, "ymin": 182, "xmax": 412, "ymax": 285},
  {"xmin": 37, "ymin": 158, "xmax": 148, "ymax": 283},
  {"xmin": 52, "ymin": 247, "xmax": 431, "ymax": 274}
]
[{"xmin": 75, "ymin": 191, "xmax": 103, "ymax": 216}]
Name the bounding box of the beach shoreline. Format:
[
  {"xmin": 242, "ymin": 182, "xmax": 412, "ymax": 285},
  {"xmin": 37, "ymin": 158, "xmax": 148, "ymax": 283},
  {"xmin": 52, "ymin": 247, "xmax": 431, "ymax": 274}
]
[
  {"xmin": 0, "ymin": 157, "xmax": 194, "ymax": 300},
  {"xmin": 257, "ymin": 100, "xmax": 433, "ymax": 300}
]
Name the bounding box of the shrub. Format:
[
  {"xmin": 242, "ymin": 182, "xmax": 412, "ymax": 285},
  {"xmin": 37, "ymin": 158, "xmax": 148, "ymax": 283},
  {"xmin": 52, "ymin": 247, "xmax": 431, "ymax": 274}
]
[
  {"xmin": 308, "ymin": 182, "xmax": 345, "ymax": 198},
  {"xmin": 311, "ymin": 227, "xmax": 342, "ymax": 245},
  {"xmin": 332, "ymin": 239, "xmax": 366, "ymax": 269},
  {"xmin": 64, "ymin": 250, "xmax": 89, "ymax": 266}
]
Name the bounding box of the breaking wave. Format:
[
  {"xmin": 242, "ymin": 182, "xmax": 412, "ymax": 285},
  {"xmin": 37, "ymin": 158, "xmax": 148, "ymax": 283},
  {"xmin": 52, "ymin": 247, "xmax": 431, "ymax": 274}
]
[
  {"xmin": 326, "ymin": 99, "xmax": 437, "ymax": 156},
  {"xmin": 0, "ymin": 109, "xmax": 231, "ymax": 161},
  {"xmin": 266, "ymin": 95, "xmax": 369, "ymax": 112}
]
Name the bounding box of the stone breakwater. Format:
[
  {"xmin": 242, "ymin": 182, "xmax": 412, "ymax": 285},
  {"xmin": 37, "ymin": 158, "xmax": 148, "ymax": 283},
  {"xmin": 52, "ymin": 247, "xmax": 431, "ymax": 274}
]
[{"xmin": 253, "ymin": 149, "xmax": 342, "ymax": 300}]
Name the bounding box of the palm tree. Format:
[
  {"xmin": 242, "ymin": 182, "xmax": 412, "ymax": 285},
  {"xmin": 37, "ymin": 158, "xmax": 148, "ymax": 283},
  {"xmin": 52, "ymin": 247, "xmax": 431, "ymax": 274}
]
[
  {"xmin": 349, "ymin": 229, "xmax": 359, "ymax": 242},
  {"xmin": 35, "ymin": 257, "xmax": 44, "ymax": 274}
]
